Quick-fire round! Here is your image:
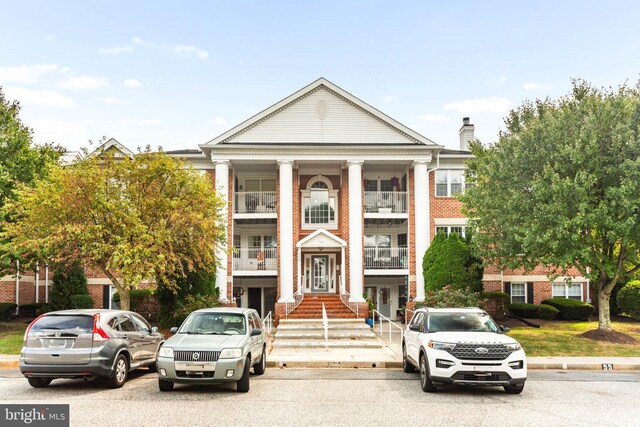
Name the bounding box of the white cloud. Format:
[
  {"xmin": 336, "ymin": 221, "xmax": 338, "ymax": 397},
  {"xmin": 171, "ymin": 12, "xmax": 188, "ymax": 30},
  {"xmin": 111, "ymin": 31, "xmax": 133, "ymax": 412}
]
[
  {"xmin": 98, "ymin": 97, "xmax": 127, "ymax": 105},
  {"xmin": 123, "ymin": 79, "xmax": 142, "ymax": 88},
  {"xmin": 45, "ymin": 35, "xmax": 55, "ymax": 42},
  {"xmin": 417, "ymin": 113, "xmax": 448, "ymax": 123},
  {"xmin": 132, "ymin": 37, "xmax": 153, "ymax": 47},
  {"xmin": 0, "ymin": 63, "xmax": 59, "ymax": 83},
  {"xmin": 523, "ymin": 82, "xmax": 549, "ymax": 90},
  {"xmin": 29, "ymin": 119, "xmax": 89, "ymax": 144},
  {"xmin": 58, "ymin": 75, "xmax": 107, "ymax": 90},
  {"xmin": 383, "ymin": 95, "xmax": 396, "ymax": 103},
  {"xmin": 122, "ymin": 118, "xmax": 161, "ymax": 125},
  {"xmin": 4, "ymin": 86, "xmax": 74, "ymax": 108},
  {"xmin": 444, "ymin": 97, "xmax": 513, "ymax": 114},
  {"xmin": 499, "ymin": 75, "xmax": 508, "ymax": 82},
  {"xmin": 212, "ymin": 116, "xmax": 227, "ymax": 126},
  {"xmin": 99, "ymin": 45, "xmax": 133, "ymax": 54},
  {"xmin": 173, "ymin": 45, "xmax": 209, "ymax": 59}
]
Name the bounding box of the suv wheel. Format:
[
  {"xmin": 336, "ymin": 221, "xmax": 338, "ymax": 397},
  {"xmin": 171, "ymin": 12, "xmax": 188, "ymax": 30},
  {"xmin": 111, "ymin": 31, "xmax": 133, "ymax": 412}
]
[
  {"xmin": 419, "ymin": 354, "xmax": 437, "ymax": 393},
  {"xmin": 504, "ymin": 383, "xmax": 525, "ymax": 394},
  {"xmin": 159, "ymin": 379, "xmax": 174, "ymax": 392},
  {"xmin": 237, "ymin": 356, "xmax": 251, "ymax": 393},
  {"xmin": 402, "ymin": 344, "xmax": 415, "ymax": 373},
  {"xmin": 254, "ymin": 348, "xmax": 266, "ymax": 375},
  {"xmin": 27, "ymin": 377, "xmax": 52, "ymax": 388},
  {"xmin": 108, "ymin": 354, "xmax": 129, "ymax": 389}
]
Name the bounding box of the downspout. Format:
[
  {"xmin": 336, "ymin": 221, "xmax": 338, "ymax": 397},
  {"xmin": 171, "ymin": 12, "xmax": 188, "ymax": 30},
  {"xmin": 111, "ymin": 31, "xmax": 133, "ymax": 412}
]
[
  {"xmin": 35, "ymin": 262, "xmax": 39, "ymax": 304},
  {"xmin": 45, "ymin": 264, "xmax": 49, "ymax": 303},
  {"xmin": 586, "ymin": 266, "xmax": 591, "ymax": 303},
  {"xmin": 15, "ymin": 260, "xmax": 20, "ymax": 315}
]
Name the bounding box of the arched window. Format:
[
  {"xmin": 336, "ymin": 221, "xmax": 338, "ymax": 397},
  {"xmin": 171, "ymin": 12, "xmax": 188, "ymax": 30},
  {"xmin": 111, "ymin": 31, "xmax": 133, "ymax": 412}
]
[{"xmin": 302, "ymin": 176, "xmax": 338, "ymax": 228}]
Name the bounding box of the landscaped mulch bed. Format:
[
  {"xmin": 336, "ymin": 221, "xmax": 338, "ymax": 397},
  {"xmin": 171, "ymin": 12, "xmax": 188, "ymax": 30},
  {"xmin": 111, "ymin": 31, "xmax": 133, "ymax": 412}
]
[{"xmin": 579, "ymin": 329, "xmax": 637, "ymax": 345}]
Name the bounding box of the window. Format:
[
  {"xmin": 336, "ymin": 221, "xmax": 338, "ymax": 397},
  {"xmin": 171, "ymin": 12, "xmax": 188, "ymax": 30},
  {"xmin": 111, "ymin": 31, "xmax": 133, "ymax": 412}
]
[
  {"xmin": 131, "ymin": 314, "xmax": 151, "ymax": 333},
  {"xmin": 435, "ymin": 226, "xmax": 468, "ymax": 238},
  {"xmin": 511, "ymin": 283, "xmax": 526, "ymax": 303},
  {"xmin": 364, "ymin": 180, "xmax": 378, "ymax": 192},
  {"xmin": 435, "ymin": 170, "xmax": 467, "ymax": 197},
  {"xmin": 552, "ymin": 283, "xmax": 583, "ymax": 300},
  {"xmin": 380, "ymin": 179, "xmax": 394, "ymax": 192},
  {"xmin": 302, "ymin": 176, "xmax": 338, "ymax": 228}
]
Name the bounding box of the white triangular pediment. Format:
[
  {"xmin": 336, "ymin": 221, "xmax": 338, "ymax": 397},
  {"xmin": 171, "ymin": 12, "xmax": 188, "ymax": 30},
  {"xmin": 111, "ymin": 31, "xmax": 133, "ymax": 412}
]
[
  {"xmin": 297, "ymin": 229, "xmax": 346, "ymax": 248},
  {"xmin": 87, "ymin": 138, "xmax": 134, "ymax": 158},
  {"xmin": 203, "ymin": 78, "xmax": 436, "ymax": 147}
]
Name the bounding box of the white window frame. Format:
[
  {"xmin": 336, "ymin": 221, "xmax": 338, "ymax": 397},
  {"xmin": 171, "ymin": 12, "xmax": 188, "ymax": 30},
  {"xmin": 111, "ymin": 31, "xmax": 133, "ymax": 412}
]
[
  {"xmin": 434, "ymin": 226, "xmax": 468, "ymax": 238},
  {"xmin": 510, "ymin": 283, "xmax": 526, "ymax": 303},
  {"xmin": 301, "ymin": 176, "xmax": 338, "ymax": 230},
  {"xmin": 552, "ymin": 283, "xmax": 583, "ymax": 301},
  {"xmin": 435, "ymin": 170, "xmax": 466, "ymax": 197}
]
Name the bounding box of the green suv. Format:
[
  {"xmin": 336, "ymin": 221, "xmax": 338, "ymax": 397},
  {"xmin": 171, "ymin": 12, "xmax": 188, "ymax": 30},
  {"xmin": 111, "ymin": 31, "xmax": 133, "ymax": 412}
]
[{"xmin": 157, "ymin": 308, "xmax": 266, "ymax": 393}]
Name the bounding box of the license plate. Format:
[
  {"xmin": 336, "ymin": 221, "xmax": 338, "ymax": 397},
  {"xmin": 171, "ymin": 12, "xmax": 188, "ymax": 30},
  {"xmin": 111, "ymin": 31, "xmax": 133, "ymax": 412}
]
[{"xmin": 49, "ymin": 339, "xmax": 66, "ymax": 347}]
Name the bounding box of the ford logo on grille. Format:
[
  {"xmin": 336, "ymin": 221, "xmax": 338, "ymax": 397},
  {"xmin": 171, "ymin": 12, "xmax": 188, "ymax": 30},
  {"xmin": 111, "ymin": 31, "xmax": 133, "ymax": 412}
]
[
  {"xmin": 475, "ymin": 347, "xmax": 489, "ymax": 354},
  {"xmin": 192, "ymin": 352, "xmax": 200, "ymax": 361}
]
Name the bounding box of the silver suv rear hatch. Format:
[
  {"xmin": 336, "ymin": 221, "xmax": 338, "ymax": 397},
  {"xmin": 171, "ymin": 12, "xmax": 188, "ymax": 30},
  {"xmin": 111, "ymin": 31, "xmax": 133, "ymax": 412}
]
[{"xmin": 23, "ymin": 314, "xmax": 95, "ymax": 365}]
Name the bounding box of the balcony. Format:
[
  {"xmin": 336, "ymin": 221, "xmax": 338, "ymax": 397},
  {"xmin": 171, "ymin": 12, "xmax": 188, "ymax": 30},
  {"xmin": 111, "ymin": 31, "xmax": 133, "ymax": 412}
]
[
  {"xmin": 364, "ymin": 191, "xmax": 407, "ymax": 214},
  {"xmin": 234, "ymin": 192, "xmax": 277, "ymax": 221},
  {"xmin": 233, "ymin": 247, "xmax": 277, "ymax": 276},
  {"xmin": 364, "ymin": 247, "xmax": 408, "ymax": 275}
]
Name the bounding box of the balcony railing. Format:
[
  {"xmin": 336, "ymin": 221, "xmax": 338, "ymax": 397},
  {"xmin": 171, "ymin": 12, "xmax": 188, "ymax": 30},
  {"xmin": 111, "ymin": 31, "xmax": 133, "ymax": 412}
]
[
  {"xmin": 233, "ymin": 247, "xmax": 277, "ymax": 271},
  {"xmin": 364, "ymin": 191, "xmax": 407, "ymax": 213},
  {"xmin": 234, "ymin": 192, "xmax": 277, "ymax": 214},
  {"xmin": 364, "ymin": 247, "xmax": 408, "ymax": 269}
]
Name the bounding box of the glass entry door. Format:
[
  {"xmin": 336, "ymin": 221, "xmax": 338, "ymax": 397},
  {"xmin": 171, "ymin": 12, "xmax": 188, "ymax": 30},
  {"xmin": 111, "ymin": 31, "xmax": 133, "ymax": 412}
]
[{"xmin": 312, "ymin": 255, "xmax": 329, "ymax": 292}]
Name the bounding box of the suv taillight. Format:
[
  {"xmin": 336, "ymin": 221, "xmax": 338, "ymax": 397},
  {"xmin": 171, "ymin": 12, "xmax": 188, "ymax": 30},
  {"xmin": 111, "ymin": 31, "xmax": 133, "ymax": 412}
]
[
  {"xmin": 93, "ymin": 313, "xmax": 110, "ymax": 342},
  {"xmin": 24, "ymin": 314, "xmax": 44, "ymax": 341}
]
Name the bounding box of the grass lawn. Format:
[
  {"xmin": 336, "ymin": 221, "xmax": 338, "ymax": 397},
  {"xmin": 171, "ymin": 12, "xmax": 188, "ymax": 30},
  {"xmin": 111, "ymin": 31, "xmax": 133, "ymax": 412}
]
[
  {"xmin": 0, "ymin": 321, "xmax": 28, "ymax": 355},
  {"xmin": 507, "ymin": 320, "xmax": 640, "ymax": 357}
]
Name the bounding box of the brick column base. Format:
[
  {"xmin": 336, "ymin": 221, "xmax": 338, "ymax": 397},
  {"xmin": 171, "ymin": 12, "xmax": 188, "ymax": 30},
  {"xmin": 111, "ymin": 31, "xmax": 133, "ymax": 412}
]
[{"xmin": 274, "ymin": 302, "xmax": 287, "ymax": 326}]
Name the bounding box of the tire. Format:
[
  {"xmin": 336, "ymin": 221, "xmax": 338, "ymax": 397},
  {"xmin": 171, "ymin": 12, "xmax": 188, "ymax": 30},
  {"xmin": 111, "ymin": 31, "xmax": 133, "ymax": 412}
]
[
  {"xmin": 504, "ymin": 382, "xmax": 525, "ymax": 394},
  {"xmin": 237, "ymin": 356, "xmax": 251, "ymax": 393},
  {"xmin": 147, "ymin": 361, "xmax": 157, "ymax": 373},
  {"xmin": 254, "ymin": 348, "xmax": 266, "ymax": 375},
  {"xmin": 419, "ymin": 353, "xmax": 437, "ymax": 393},
  {"xmin": 158, "ymin": 379, "xmax": 174, "ymax": 392},
  {"xmin": 108, "ymin": 354, "xmax": 129, "ymax": 389},
  {"xmin": 27, "ymin": 377, "xmax": 52, "ymax": 388},
  {"xmin": 402, "ymin": 343, "xmax": 415, "ymax": 373}
]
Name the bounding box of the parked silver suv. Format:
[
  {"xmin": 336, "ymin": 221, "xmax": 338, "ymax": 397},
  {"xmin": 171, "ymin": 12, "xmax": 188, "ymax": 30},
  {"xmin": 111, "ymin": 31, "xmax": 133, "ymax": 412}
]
[{"xmin": 20, "ymin": 309, "xmax": 164, "ymax": 388}]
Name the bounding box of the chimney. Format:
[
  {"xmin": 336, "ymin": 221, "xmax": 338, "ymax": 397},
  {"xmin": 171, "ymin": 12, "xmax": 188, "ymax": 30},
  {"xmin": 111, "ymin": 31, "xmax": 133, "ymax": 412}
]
[{"xmin": 459, "ymin": 117, "xmax": 474, "ymax": 151}]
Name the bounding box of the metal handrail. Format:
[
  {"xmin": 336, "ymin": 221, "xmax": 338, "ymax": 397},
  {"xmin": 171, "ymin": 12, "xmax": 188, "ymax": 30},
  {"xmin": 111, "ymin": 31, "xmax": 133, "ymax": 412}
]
[
  {"xmin": 363, "ymin": 247, "xmax": 408, "ymax": 270},
  {"xmin": 261, "ymin": 311, "xmax": 273, "ymax": 336},
  {"xmin": 340, "ymin": 291, "xmax": 359, "ymax": 317},
  {"xmin": 372, "ymin": 309, "xmax": 404, "ymax": 348},
  {"xmin": 284, "ymin": 290, "xmax": 304, "ymax": 318}
]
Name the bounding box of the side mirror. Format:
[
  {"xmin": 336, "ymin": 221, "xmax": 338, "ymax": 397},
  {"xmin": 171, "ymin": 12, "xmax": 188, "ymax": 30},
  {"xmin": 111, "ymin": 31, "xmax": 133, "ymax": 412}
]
[
  {"xmin": 251, "ymin": 328, "xmax": 263, "ymax": 337},
  {"xmin": 408, "ymin": 324, "xmax": 422, "ymax": 333},
  {"xmin": 499, "ymin": 325, "xmax": 511, "ymax": 333},
  {"xmin": 170, "ymin": 327, "xmax": 179, "ymax": 334},
  {"xmin": 151, "ymin": 326, "xmax": 158, "ymax": 334}
]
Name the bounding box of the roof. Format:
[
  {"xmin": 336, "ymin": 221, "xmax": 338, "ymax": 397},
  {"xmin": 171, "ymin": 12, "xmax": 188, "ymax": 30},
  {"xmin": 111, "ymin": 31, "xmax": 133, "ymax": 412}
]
[
  {"xmin": 86, "ymin": 138, "xmax": 134, "ymax": 158},
  {"xmin": 165, "ymin": 148, "xmax": 204, "ymax": 156},
  {"xmin": 192, "ymin": 307, "xmax": 256, "ymax": 315},
  {"xmin": 297, "ymin": 229, "xmax": 347, "ymax": 248},
  {"xmin": 414, "ymin": 307, "xmax": 486, "ymax": 313}
]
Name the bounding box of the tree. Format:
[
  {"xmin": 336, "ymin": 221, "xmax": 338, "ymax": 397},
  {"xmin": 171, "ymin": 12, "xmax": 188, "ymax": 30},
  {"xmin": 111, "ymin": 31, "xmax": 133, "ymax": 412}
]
[
  {"xmin": 422, "ymin": 231, "xmax": 484, "ymax": 293},
  {"xmin": 49, "ymin": 260, "xmax": 89, "ymax": 311},
  {"xmin": 461, "ymin": 79, "xmax": 640, "ymax": 332},
  {"xmin": 2, "ymin": 149, "xmax": 227, "ymax": 310}
]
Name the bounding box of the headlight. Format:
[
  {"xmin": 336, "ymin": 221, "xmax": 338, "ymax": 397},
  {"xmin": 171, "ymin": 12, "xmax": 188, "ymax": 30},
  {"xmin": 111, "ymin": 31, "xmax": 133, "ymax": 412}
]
[
  {"xmin": 219, "ymin": 348, "xmax": 242, "ymax": 359},
  {"xmin": 504, "ymin": 342, "xmax": 521, "ymax": 351},
  {"xmin": 158, "ymin": 347, "xmax": 174, "ymax": 358},
  {"xmin": 428, "ymin": 341, "xmax": 456, "ymax": 351}
]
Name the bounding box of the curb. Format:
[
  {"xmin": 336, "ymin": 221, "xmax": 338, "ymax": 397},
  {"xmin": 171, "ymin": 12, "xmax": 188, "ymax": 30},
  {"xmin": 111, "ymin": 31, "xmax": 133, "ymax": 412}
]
[
  {"xmin": 0, "ymin": 361, "xmax": 18, "ymax": 369},
  {"xmin": 267, "ymin": 360, "xmax": 402, "ymax": 369}
]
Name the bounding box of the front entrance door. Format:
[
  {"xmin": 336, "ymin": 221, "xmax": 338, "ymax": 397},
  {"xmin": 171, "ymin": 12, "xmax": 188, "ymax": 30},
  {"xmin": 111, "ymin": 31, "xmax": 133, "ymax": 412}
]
[
  {"xmin": 311, "ymin": 255, "xmax": 329, "ymax": 292},
  {"xmin": 378, "ymin": 287, "xmax": 391, "ymax": 317},
  {"xmin": 248, "ymin": 288, "xmax": 261, "ymax": 314}
]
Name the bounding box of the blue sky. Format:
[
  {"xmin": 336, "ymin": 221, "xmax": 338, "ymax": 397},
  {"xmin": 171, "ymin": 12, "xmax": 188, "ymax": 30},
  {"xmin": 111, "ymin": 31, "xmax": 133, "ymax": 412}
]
[{"xmin": 1, "ymin": 1, "xmax": 640, "ymax": 152}]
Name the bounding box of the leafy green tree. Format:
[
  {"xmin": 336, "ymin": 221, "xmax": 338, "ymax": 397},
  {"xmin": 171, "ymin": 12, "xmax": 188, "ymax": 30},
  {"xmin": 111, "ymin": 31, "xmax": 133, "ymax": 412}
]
[
  {"xmin": 49, "ymin": 261, "xmax": 89, "ymax": 311},
  {"xmin": 2, "ymin": 149, "xmax": 226, "ymax": 311},
  {"xmin": 422, "ymin": 232, "xmax": 483, "ymax": 293},
  {"xmin": 461, "ymin": 79, "xmax": 640, "ymax": 332}
]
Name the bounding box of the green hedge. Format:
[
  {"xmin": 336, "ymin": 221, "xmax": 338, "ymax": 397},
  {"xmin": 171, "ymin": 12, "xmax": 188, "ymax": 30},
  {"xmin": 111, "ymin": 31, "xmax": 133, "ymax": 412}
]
[
  {"xmin": 541, "ymin": 298, "xmax": 594, "ymax": 321},
  {"xmin": 70, "ymin": 294, "xmax": 94, "ymax": 309},
  {"xmin": 0, "ymin": 303, "xmax": 17, "ymax": 321},
  {"xmin": 508, "ymin": 302, "xmax": 539, "ymax": 318},
  {"xmin": 538, "ymin": 304, "xmax": 559, "ymax": 320},
  {"xmin": 617, "ymin": 281, "xmax": 640, "ymax": 320},
  {"xmin": 18, "ymin": 303, "xmax": 49, "ymax": 317}
]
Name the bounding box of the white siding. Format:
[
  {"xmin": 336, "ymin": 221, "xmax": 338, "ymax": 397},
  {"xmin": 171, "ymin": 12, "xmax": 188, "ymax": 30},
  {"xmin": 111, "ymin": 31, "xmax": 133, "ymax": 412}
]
[{"xmin": 225, "ymin": 88, "xmax": 419, "ymax": 145}]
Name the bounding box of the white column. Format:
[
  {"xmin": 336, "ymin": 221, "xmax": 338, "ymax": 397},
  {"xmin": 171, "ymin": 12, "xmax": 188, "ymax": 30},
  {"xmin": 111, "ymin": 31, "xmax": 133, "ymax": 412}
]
[
  {"xmin": 278, "ymin": 160, "xmax": 294, "ymax": 302},
  {"xmin": 413, "ymin": 161, "xmax": 428, "ymax": 302},
  {"xmin": 215, "ymin": 160, "xmax": 230, "ymax": 302},
  {"xmin": 340, "ymin": 246, "xmax": 346, "ymax": 294},
  {"xmin": 348, "ymin": 161, "xmax": 365, "ymax": 302},
  {"xmin": 297, "ymin": 247, "xmax": 302, "ymax": 294}
]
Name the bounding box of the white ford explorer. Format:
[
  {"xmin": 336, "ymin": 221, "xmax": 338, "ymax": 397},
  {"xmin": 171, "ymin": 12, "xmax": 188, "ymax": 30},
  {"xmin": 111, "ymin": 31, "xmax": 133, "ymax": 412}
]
[{"xmin": 403, "ymin": 307, "xmax": 527, "ymax": 394}]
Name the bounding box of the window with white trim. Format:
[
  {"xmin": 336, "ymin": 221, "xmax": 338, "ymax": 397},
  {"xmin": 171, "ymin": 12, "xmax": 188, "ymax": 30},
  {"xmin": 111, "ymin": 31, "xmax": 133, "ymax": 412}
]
[
  {"xmin": 552, "ymin": 283, "xmax": 583, "ymax": 300},
  {"xmin": 435, "ymin": 226, "xmax": 469, "ymax": 238},
  {"xmin": 435, "ymin": 170, "xmax": 466, "ymax": 197},
  {"xmin": 302, "ymin": 177, "xmax": 338, "ymax": 228},
  {"xmin": 510, "ymin": 283, "xmax": 526, "ymax": 303}
]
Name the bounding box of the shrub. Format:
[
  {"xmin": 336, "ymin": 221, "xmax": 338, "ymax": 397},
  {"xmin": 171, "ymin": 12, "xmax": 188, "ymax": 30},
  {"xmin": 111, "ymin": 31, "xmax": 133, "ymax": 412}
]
[
  {"xmin": 169, "ymin": 294, "xmax": 223, "ymax": 327},
  {"xmin": 538, "ymin": 304, "xmax": 559, "ymax": 320},
  {"xmin": 18, "ymin": 303, "xmax": 48, "ymax": 317},
  {"xmin": 508, "ymin": 302, "xmax": 539, "ymax": 318},
  {"xmin": 49, "ymin": 261, "xmax": 89, "ymax": 311},
  {"xmin": 364, "ymin": 293, "xmax": 375, "ymax": 318},
  {"xmin": 70, "ymin": 294, "xmax": 94, "ymax": 309},
  {"xmin": 416, "ymin": 285, "xmax": 486, "ymax": 309},
  {"xmin": 482, "ymin": 291, "xmax": 510, "ymax": 319},
  {"xmin": 157, "ymin": 269, "xmax": 218, "ymax": 328},
  {"xmin": 617, "ymin": 281, "xmax": 640, "ymax": 320},
  {"xmin": 541, "ymin": 298, "xmax": 594, "ymax": 321},
  {"xmin": 0, "ymin": 303, "xmax": 17, "ymax": 321}
]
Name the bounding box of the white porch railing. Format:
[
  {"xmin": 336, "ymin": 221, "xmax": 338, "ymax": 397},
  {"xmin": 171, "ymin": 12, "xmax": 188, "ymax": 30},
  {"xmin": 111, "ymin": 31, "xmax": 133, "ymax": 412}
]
[
  {"xmin": 234, "ymin": 191, "xmax": 277, "ymax": 214},
  {"xmin": 340, "ymin": 291, "xmax": 359, "ymax": 317},
  {"xmin": 284, "ymin": 290, "xmax": 304, "ymax": 318},
  {"xmin": 372, "ymin": 309, "xmax": 404, "ymax": 349},
  {"xmin": 364, "ymin": 191, "xmax": 407, "ymax": 213},
  {"xmin": 261, "ymin": 311, "xmax": 273, "ymax": 336},
  {"xmin": 233, "ymin": 247, "xmax": 277, "ymax": 271},
  {"xmin": 364, "ymin": 247, "xmax": 408, "ymax": 269}
]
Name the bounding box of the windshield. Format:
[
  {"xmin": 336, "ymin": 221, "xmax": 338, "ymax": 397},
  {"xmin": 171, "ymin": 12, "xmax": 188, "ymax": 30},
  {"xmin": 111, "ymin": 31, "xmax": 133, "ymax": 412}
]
[
  {"xmin": 427, "ymin": 312, "xmax": 498, "ymax": 333},
  {"xmin": 179, "ymin": 313, "xmax": 247, "ymax": 335}
]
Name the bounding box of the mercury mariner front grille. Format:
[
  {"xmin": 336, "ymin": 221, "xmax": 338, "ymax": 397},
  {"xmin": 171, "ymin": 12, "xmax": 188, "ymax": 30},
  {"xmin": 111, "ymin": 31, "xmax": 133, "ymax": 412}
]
[
  {"xmin": 174, "ymin": 350, "xmax": 220, "ymax": 362},
  {"xmin": 445, "ymin": 344, "xmax": 512, "ymax": 360}
]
